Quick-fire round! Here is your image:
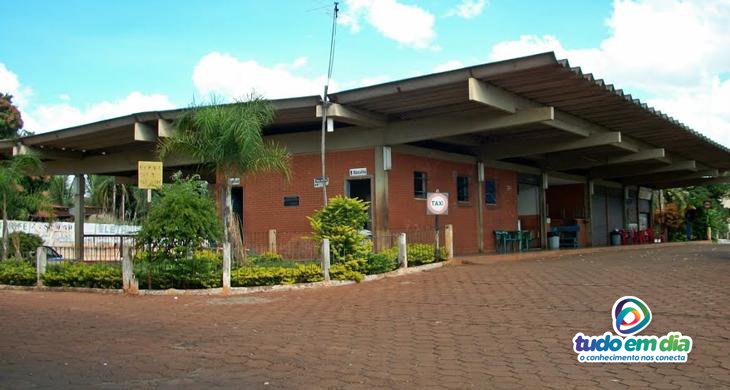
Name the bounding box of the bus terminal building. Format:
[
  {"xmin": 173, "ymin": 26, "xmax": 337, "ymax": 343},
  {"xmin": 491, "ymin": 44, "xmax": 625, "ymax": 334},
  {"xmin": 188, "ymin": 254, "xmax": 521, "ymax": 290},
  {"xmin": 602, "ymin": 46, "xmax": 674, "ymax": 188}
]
[{"xmin": 3, "ymin": 52, "xmax": 729, "ymax": 258}]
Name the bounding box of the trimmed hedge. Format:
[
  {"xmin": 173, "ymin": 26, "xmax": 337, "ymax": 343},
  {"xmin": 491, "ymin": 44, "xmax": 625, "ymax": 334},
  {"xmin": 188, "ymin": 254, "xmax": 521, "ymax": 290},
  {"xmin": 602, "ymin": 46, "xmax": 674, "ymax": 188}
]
[
  {"xmin": 134, "ymin": 250, "xmax": 222, "ymax": 289},
  {"xmin": 231, "ymin": 263, "xmax": 323, "ymax": 286},
  {"xmin": 381, "ymin": 243, "xmax": 446, "ymax": 267},
  {"xmin": 0, "ymin": 260, "xmax": 36, "ymax": 286},
  {"xmin": 43, "ymin": 262, "xmax": 122, "ymax": 289}
]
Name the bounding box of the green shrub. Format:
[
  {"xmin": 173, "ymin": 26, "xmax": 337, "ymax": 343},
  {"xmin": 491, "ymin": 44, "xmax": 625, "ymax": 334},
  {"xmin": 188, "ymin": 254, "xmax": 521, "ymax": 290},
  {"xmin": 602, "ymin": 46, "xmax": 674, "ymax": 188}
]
[
  {"xmin": 330, "ymin": 263, "xmax": 365, "ymax": 282},
  {"xmin": 137, "ymin": 173, "xmax": 223, "ymax": 260},
  {"xmin": 7, "ymin": 232, "xmax": 43, "ymax": 260},
  {"xmin": 365, "ymin": 252, "xmax": 398, "ymax": 275},
  {"xmin": 231, "ymin": 263, "xmax": 323, "ymax": 287},
  {"xmin": 0, "ymin": 259, "xmax": 36, "ymax": 285},
  {"xmin": 43, "ymin": 262, "xmax": 122, "ymax": 289},
  {"xmin": 408, "ymin": 243, "xmax": 446, "ymax": 266},
  {"xmin": 309, "ymin": 195, "xmax": 370, "ymax": 262},
  {"xmin": 134, "ymin": 250, "xmax": 222, "ymax": 289},
  {"xmin": 248, "ymin": 251, "xmax": 301, "ymax": 268}
]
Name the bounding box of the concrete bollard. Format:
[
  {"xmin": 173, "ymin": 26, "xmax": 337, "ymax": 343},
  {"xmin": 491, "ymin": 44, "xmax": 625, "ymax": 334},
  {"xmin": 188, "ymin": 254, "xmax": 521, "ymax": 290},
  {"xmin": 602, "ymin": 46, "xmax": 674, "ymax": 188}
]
[
  {"xmin": 122, "ymin": 247, "xmax": 138, "ymax": 294},
  {"xmin": 222, "ymin": 243, "xmax": 231, "ymax": 294},
  {"xmin": 445, "ymin": 224, "xmax": 454, "ymax": 260},
  {"xmin": 36, "ymin": 247, "xmax": 47, "ymax": 287},
  {"xmin": 322, "ymin": 238, "xmax": 330, "ymax": 282},
  {"xmin": 398, "ymin": 233, "xmax": 408, "ymax": 268},
  {"xmin": 268, "ymin": 229, "xmax": 277, "ymax": 253}
]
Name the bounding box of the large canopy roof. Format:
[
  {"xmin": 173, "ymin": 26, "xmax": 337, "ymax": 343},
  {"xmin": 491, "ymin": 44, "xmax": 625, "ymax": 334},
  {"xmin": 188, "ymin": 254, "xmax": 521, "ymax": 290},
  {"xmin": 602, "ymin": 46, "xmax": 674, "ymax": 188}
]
[{"xmin": 2, "ymin": 52, "xmax": 728, "ymax": 189}]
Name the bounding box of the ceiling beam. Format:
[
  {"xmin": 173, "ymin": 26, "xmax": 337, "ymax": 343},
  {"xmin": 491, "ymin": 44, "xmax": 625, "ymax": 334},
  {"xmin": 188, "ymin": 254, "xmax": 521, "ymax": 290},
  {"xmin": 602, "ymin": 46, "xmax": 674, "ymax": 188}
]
[
  {"xmin": 624, "ymin": 169, "xmax": 720, "ymax": 185},
  {"xmin": 316, "ymin": 103, "xmax": 387, "ymax": 128},
  {"xmin": 13, "ymin": 143, "xmax": 84, "ymax": 160},
  {"xmin": 134, "ymin": 122, "xmax": 157, "ymax": 142},
  {"xmin": 482, "ymin": 132, "xmax": 624, "ymax": 160},
  {"xmin": 545, "ymin": 148, "xmax": 670, "ymax": 171},
  {"xmin": 468, "ymin": 78, "xmax": 517, "ymax": 113},
  {"xmin": 158, "ymin": 119, "xmax": 174, "ymax": 137},
  {"xmin": 590, "ymin": 160, "xmax": 698, "ymax": 179}
]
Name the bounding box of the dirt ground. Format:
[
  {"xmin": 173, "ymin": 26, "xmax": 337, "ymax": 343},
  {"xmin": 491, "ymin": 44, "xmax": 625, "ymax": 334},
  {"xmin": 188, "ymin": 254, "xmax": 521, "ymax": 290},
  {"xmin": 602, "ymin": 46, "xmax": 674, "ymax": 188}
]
[{"xmin": 1, "ymin": 244, "xmax": 728, "ymax": 389}]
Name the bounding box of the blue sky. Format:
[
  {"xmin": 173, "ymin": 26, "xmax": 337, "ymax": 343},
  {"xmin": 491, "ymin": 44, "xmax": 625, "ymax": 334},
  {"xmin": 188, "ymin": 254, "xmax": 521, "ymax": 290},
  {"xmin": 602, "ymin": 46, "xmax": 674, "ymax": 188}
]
[{"xmin": 1, "ymin": 0, "xmax": 728, "ymax": 147}]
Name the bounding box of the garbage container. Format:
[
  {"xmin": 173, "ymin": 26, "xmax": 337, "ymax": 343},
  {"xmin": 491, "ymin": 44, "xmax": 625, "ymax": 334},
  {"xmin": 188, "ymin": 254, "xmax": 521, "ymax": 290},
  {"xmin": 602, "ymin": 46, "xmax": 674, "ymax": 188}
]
[
  {"xmin": 548, "ymin": 233, "xmax": 560, "ymax": 250},
  {"xmin": 610, "ymin": 229, "xmax": 621, "ymax": 246}
]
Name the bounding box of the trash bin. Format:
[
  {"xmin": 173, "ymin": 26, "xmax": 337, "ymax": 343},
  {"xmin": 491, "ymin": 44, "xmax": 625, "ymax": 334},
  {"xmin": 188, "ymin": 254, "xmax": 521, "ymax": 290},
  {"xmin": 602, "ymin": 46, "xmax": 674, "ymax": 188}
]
[
  {"xmin": 548, "ymin": 233, "xmax": 560, "ymax": 250},
  {"xmin": 610, "ymin": 229, "xmax": 621, "ymax": 246}
]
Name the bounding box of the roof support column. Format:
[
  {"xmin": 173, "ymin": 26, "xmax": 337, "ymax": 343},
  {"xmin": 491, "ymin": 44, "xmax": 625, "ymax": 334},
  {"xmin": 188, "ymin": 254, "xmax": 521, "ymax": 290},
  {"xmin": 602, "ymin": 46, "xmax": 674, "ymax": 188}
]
[
  {"xmin": 74, "ymin": 174, "xmax": 85, "ymax": 261},
  {"xmin": 539, "ymin": 173, "xmax": 548, "ymax": 249},
  {"xmin": 585, "ymin": 180, "xmax": 594, "ymax": 247},
  {"xmin": 476, "ymin": 162, "xmax": 485, "ymax": 253},
  {"xmin": 374, "ymin": 146, "xmax": 390, "ymax": 252}
]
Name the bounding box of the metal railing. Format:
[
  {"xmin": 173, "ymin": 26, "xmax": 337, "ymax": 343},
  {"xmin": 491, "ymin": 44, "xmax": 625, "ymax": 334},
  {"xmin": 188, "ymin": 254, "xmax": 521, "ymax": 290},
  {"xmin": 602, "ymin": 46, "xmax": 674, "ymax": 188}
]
[{"xmin": 52, "ymin": 234, "xmax": 138, "ymax": 262}]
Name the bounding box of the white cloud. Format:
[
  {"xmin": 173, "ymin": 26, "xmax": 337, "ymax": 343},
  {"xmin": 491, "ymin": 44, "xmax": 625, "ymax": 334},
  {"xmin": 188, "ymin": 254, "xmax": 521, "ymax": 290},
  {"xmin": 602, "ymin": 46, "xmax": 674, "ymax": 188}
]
[
  {"xmin": 487, "ymin": 0, "xmax": 730, "ymax": 148},
  {"xmin": 446, "ymin": 0, "xmax": 487, "ymax": 19},
  {"xmin": 1, "ymin": 62, "xmax": 175, "ymax": 133},
  {"xmin": 339, "ymin": 0, "xmax": 437, "ymax": 49},
  {"xmin": 192, "ymin": 52, "xmax": 330, "ymax": 100},
  {"xmin": 433, "ymin": 60, "xmax": 464, "ymax": 72}
]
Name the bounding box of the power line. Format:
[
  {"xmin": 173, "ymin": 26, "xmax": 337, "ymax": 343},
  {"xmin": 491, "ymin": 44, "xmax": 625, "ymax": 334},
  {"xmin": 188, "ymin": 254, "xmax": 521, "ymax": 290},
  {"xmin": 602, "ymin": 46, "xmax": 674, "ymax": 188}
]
[{"xmin": 320, "ymin": 1, "xmax": 339, "ymax": 206}]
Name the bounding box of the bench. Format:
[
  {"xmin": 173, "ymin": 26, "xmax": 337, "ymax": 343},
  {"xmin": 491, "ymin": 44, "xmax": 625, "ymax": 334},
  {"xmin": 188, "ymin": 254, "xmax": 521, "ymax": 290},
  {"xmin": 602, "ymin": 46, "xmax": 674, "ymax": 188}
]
[{"xmin": 551, "ymin": 225, "xmax": 580, "ymax": 248}]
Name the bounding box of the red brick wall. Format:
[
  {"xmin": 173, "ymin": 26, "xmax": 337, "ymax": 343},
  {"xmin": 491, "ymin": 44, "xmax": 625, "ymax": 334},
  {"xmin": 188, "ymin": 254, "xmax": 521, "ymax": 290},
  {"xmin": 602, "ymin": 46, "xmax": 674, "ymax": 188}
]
[
  {"xmin": 238, "ymin": 149, "xmax": 375, "ymax": 234},
  {"xmin": 547, "ymin": 184, "xmax": 585, "ymax": 220},
  {"xmin": 388, "ymin": 152, "xmax": 479, "ymax": 254},
  {"xmin": 483, "ymin": 168, "xmax": 519, "ymax": 251}
]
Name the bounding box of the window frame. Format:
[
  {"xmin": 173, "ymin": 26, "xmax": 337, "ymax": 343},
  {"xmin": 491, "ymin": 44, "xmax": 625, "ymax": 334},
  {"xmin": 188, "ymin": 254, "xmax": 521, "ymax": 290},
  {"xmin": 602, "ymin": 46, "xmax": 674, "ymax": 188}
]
[
  {"xmin": 413, "ymin": 171, "xmax": 427, "ymax": 199},
  {"xmin": 485, "ymin": 179, "xmax": 497, "ymax": 205},
  {"xmin": 456, "ymin": 175, "xmax": 470, "ymax": 203}
]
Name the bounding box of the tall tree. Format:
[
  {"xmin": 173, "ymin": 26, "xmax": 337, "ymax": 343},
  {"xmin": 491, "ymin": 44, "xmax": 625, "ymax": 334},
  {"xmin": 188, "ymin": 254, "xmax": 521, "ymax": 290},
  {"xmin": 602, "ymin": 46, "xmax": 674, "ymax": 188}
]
[
  {"xmin": 158, "ymin": 96, "xmax": 291, "ymax": 254},
  {"xmin": 0, "ymin": 93, "xmax": 23, "ymax": 139},
  {"xmin": 0, "ymin": 154, "xmax": 43, "ymax": 260},
  {"xmin": 48, "ymin": 175, "xmax": 73, "ymax": 207}
]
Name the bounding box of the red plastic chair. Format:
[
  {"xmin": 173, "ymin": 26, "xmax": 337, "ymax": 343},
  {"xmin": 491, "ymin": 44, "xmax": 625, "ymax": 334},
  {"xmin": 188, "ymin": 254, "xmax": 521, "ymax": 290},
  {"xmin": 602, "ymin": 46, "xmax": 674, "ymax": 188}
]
[{"xmin": 619, "ymin": 230, "xmax": 631, "ymax": 245}]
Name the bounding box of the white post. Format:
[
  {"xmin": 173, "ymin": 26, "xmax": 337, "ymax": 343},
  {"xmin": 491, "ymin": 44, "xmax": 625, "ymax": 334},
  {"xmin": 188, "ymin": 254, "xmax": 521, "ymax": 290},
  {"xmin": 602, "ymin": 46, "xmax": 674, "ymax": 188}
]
[
  {"xmin": 122, "ymin": 247, "xmax": 138, "ymax": 294},
  {"xmin": 268, "ymin": 229, "xmax": 277, "ymax": 253},
  {"xmin": 322, "ymin": 238, "xmax": 330, "ymax": 282},
  {"xmin": 36, "ymin": 246, "xmax": 47, "ymax": 287},
  {"xmin": 222, "ymin": 243, "xmax": 231, "ymax": 293},
  {"xmin": 398, "ymin": 233, "xmax": 408, "ymax": 268},
  {"xmin": 445, "ymin": 224, "xmax": 454, "ymax": 260}
]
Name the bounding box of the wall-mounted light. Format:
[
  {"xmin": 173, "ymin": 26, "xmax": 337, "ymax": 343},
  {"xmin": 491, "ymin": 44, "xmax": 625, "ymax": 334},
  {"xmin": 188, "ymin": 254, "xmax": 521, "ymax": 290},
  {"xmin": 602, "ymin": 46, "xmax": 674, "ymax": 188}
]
[
  {"xmin": 326, "ymin": 118, "xmax": 334, "ymax": 133},
  {"xmin": 477, "ymin": 162, "xmax": 485, "ymax": 182},
  {"xmin": 383, "ymin": 146, "xmax": 392, "ymax": 171}
]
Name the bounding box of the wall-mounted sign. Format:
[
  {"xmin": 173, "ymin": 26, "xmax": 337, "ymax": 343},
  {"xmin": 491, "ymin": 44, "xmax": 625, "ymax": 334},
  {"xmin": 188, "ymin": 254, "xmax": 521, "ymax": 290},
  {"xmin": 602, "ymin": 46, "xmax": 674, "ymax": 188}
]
[
  {"xmin": 349, "ymin": 167, "xmax": 368, "ymax": 177},
  {"xmin": 138, "ymin": 161, "xmax": 163, "ymax": 189},
  {"xmin": 314, "ymin": 176, "xmax": 329, "ymax": 188},
  {"xmin": 426, "ymin": 192, "xmax": 449, "ymax": 215},
  {"xmin": 638, "ymin": 186, "xmax": 653, "ymax": 200},
  {"xmin": 228, "ymin": 177, "xmax": 241, "ymax": 186}
]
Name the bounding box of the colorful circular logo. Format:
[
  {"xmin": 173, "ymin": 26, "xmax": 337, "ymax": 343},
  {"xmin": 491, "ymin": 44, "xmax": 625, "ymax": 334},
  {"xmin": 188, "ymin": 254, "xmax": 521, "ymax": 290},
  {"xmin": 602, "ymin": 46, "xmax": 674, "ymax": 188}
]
[{"xmin": 612, "ymin": 296, "xmax": 652, "ymax": 336}]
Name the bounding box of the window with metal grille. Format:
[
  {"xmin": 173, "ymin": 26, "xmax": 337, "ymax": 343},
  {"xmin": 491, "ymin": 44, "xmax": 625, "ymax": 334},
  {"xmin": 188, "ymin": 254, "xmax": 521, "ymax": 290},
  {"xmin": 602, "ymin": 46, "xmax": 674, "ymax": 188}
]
[
  {"xmin": 485, "ymin": 179, "xmax": 497, "ymax": 205},
  {"xmin": 456, "ymin": 176, "xmax": 469, "ymax": 202},
  {"xmin": 283, "ymin": 196, "xmax": 300, "ymax": 207},
  {"xmin": 414, "ymin": 171, "xmax": 427, "ymax": 198}
]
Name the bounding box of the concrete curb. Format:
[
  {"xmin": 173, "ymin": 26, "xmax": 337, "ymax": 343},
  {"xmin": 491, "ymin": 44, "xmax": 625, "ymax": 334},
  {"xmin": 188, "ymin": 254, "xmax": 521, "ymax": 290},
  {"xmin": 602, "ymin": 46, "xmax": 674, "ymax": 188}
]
[
  {"xmin": 0, "ymin": 261, "xmax": 448, "ymax": 296},
  {"xmin": 460, "ymin": 241, "xmax": 715, "ymax": 265}
]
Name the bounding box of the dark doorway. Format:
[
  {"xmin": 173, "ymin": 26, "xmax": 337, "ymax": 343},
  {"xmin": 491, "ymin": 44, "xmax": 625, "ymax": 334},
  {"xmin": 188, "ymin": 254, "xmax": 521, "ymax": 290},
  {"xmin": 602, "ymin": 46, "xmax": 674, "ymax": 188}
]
[
  {"xmin": 231, "ymin": 187, "xmax": 244, "ymax": 232},
  {"xmin": 346, "ymin": 178, "xmax": 372, "ymax": 231}
]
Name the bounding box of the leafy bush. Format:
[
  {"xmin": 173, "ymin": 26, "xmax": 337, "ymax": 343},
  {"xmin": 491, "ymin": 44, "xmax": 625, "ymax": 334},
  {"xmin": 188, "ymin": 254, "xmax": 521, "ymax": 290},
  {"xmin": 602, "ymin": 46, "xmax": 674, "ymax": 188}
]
[
  {"xmin": 365, "ymin": 252, "xmax": 398, "ymax": 275},
  {"xmin": 6, "ymin": 232, "xmax": 43, "ymax": 260},
  {"xmin": 330, "ymin": 263, "xmax": 365, "ymax": 282},
  {"xmin": 231, "ymin": 263, "xmax": 323, "ymax": 286},
  {"xmin": 137, "ymin": 173, "xmax": 222, "ymax": 260},
  {"xmin": 309, "ymin": 195, "xmax": 370, "ymax": 262},
  {"xmin": 0, "ymin": 259, "xmax": 36, "ymax": 285},
  {"xmin": 43, "ymin": 262, "xmax": 122, "ymax": 289},
  {"xmin": 408, "ymin": 243, "xmax": 446, "ymax": 266},
  {"xmin": 247, "ymin": 251, "xmax": 303, "ymax": 268},
  {"xmin": 134, "ymin": 250, "xmax": 222, "ymax": 289}
]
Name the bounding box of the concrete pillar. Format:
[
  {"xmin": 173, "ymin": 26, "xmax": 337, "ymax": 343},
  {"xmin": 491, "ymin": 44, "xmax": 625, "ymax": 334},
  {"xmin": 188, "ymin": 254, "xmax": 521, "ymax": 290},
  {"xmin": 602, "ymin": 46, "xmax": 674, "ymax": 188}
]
[
  {"xmin": 476, "ymin": 162, "xmax": 485, "ymax": 253},
  {"xmin": 398, "ymin": 233, "xmax": 408, "ymax": 268},
  {"xmin": 374, "ymin": 146, "xmax": 390, "ymax": 251},
  {"xmin": 445, "ymin": 224, "xmax": 454, "ymax": 260},
  {"xmin": 539, "ymin": 172, "xmax": 548, "ymax": 249},
  {"xmin": 36, "ymin": 247, "xmax": 47, "ymax": 287},
  {"xmin": 585, "ymin": 180, "xmax": 594, "ymax": 247},
  {"xmin": 122, "ymin": 247, "xmax": 138, "ymax": 294},
  {"xmin": 268, "ymin": 229, "xmax": 277, "ymax": 253},
  {"xmin": 322, "ymin": 239, "xmax": 330, "ymax": 282},
  {"xmin": 74, "ymin": 174, "xmax": 85, "ymax": 261}
]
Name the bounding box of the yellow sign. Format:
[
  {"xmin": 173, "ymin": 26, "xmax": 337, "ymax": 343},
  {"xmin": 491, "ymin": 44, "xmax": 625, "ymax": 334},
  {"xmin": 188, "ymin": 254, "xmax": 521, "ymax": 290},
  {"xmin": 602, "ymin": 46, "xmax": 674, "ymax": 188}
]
[{"xmin": 138, "ymin": 161, "xmax": 163, "ymax": 189}]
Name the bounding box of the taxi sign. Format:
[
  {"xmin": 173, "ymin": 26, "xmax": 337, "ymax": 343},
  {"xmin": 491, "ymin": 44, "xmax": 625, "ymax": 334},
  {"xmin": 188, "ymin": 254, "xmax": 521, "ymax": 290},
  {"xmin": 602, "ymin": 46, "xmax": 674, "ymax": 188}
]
[
  {"xmin": 427, "ymin": 192, "xmax": 449, "ymax": 215},
  {"xmin": 138, "ymin": 161, "xmax": 163, "ymax": 189}
]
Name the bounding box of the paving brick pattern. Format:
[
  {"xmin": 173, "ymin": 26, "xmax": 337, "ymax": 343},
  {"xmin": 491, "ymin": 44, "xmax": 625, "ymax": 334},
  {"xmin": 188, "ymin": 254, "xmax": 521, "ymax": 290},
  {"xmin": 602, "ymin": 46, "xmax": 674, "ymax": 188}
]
[{"xmin": 0, "ymin": 244, "xmax": 728, "ymax": 389}]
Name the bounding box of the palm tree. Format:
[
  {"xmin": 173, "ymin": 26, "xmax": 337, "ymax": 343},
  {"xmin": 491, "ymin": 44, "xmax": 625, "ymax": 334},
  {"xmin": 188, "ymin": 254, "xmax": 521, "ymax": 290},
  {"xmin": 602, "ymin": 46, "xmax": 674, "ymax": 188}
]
[
  {"xmin": 88, "ymin": 175, "xmax": 115, "ymax": 214},
  {"xmin": 0, "ymin": 154, "xmax": 43, "ymax": 260},
  {"xmin": 158, "ymin": 96, "xmax": 291, "ymax": 253},
  {"xmin": 48, "ymin": 175, "xmax": 73, "ymax": 207}
]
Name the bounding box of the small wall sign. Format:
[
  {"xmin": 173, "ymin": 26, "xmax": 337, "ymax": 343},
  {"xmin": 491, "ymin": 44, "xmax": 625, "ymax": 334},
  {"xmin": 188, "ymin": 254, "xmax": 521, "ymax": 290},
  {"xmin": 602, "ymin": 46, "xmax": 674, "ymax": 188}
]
[
  {"xmin": 314, "ymin": 176, "xmax": 329, "ymax": 188},
  {"xmin": 426, "ymin": 192, "xmax": 449, "ymax": 215},
  {"xmin": 228, "ymin": 177, "xmax": 240, "ymax": 186},
  {"xmin": 349, "ymin": 167, "xmax": 368, "ymax": 177}
]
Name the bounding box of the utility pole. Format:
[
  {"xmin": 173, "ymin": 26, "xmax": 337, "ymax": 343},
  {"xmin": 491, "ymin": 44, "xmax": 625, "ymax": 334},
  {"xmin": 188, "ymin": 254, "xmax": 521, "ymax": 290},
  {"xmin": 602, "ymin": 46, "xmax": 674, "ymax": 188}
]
[{"xmin": 320, "ymin": 1, "xmax": 339, "ymax": 206}]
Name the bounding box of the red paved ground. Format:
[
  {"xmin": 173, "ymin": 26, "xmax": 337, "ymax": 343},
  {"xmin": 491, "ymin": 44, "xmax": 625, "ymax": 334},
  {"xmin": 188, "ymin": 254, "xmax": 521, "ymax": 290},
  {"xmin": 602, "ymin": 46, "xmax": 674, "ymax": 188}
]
[{"xmin": 1, "ymin": 244, "xmax": 728, "ymax": 389}]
